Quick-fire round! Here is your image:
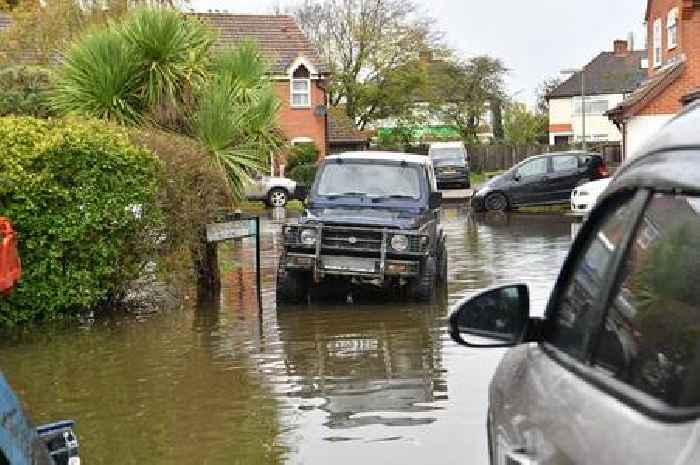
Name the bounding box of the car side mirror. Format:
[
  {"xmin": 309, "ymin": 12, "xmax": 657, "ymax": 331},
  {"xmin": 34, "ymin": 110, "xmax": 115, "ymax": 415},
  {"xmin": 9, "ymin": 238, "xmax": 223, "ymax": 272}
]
[
  {"xmin": 429, "ymin": 192, "xmax": 442, "ymax": 209},
  {"xmin": 449, "ymin": 284, "xmax": 530, "ymax": 347},
  {"xmin": 512, "ymin": 173, "xmax": 521, "ymax": 182}
]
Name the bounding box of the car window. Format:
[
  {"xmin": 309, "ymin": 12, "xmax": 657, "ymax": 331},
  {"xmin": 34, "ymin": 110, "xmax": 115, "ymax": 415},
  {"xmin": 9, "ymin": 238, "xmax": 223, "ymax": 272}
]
[
  {"xmin": 579, "ymin": 155, "xmax": 592, "ymax": 167},
  {"xmin": 516, "ymin": 158, "xmax": 548, "ymax": 177},
  {"xmin": 552, "ymin": 155, "xmax": 579, "ymax": 172},
  {"xmin": 546, "ymin": 194, "xmax": 639, "ymax": 360},
  {"xmin": 592, "ymin": 194, "xmax": 700, "ymax": 407}
]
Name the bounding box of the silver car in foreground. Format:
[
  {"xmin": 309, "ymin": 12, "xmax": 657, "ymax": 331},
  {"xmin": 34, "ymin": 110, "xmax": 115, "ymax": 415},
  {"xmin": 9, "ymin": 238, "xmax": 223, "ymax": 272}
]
[{"xmin": 449, "ymin": 101, "xmax": 700, "ymax": 465}]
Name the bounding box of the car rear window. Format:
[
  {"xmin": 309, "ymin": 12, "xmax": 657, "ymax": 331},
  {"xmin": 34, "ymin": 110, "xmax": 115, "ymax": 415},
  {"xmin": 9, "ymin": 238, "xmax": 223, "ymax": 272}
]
[{"xmin": 592, "ymin": 194, "xmax": 700, "ymax": 407}]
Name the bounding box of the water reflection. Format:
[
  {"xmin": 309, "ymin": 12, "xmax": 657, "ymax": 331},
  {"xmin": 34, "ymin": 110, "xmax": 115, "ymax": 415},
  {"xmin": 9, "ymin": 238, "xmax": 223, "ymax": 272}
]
[
  {"xmin": 275, "ymin": 304, "xmax": 445, "ymax": 431},
  {"xmin": 0, "ymin": 207, "xmax": 576, "ymax": 465}
]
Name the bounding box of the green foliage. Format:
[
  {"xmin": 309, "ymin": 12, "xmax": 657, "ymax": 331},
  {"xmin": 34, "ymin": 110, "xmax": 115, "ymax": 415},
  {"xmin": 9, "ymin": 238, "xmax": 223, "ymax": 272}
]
[
  {"xmin": 504, "ymin": 103, "xmax": 548, "ymax": 145},
  {"xmin": 0, "ymin": 66, "xmax": 54, "ymax": 117},
  {"xmin": 51, "ymin": 26, "xmax": 143, "ymax": 124},
  {"xmin": 286, "ymin": 143, "xmax": 318, "ymax": 172},
  {"xmin": 51, "ymin": 7, "xmax": 212, "ymax": 126},
  {"xmin": 0, "ymin": 117, "xmax": 160, "ymax": 326},
  {"xmin": 288, "ymin": 164, "xmax": 317, "ymax": 186},
  {"xmin": 190, "ymin": 41, "xmax": 282, "ymax": 201}
]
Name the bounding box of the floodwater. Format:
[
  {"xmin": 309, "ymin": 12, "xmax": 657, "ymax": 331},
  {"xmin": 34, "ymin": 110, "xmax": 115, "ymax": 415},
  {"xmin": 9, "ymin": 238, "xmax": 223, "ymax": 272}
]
[{"xmin": 0, "ymin": 207, "xmax": 578, "ymax": 465}]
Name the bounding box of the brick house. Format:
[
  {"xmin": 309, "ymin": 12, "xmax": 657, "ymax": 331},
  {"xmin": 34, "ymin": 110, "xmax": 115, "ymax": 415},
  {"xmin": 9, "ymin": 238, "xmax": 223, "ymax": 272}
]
[
  {"xmin": 607, "ymin": 0, "xmax": 700, "ymax": 159},
  {"xmin": 191, "ymin": 14, "xmax": 330, "ymax": 163},
  {"xmin": 547, "ymin": 40, "xmax": 647, "ymax": 146}
]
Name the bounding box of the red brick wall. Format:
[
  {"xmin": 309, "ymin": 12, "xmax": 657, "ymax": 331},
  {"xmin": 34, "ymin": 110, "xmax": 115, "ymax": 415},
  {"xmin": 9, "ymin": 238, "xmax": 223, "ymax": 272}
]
[
  {"xmin": 274, "ymin": 80, "xmax": 327, "ymax": 157},
  {"xmin": 641, "ymin": 0, "xmax": 700, "ymax": 115}
]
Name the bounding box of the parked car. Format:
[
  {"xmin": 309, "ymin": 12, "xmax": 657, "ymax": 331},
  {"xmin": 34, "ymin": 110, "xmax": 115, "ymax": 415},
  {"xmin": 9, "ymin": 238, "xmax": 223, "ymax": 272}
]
[
  {"xmin": 571, "ymin": 177, "xmax": 612, "ymax": 216},
  {"xmin": 277, "ymin": 152, "xmax": 446, "ymax": 303},
  {"xmin": 245, "ymin": 175, "xmax": 299, "ymax": 207},
  {"xmin": 471, "ymin": 151, "xmax": 609, "ymax": 212},
  {"xmin": 428, "ymin": 141, "xmax": 470, "ymax": 189},
  {"xmin": 449, "ymin": 102, "xmax": 700, "ymax": 465}
]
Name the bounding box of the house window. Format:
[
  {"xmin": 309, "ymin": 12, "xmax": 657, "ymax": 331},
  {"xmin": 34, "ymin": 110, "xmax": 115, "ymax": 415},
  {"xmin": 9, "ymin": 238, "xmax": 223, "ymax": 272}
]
[
  {"xmin": 668, "ymin": 8, "xmax": 679, "ymax": 50},
  {"xmin": 291, "ymin": 65, "xmax": 311, "ymax": 108},
  {"xmin": 573, "ymin": 97, "xmax": 609, "ymax": 115},
  {"xmin": 653, "ymin": 18, "xmax": 663, "ymax": 67}
]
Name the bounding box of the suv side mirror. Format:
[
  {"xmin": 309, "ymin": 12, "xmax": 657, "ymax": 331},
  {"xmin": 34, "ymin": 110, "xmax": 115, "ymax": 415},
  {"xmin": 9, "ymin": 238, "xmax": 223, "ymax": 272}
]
[
  {"xmin": 429, "ymin": 192, "xmax": 442, "ymax": 209},
  {"xmin": 449, "ymin": 284, "xmax": 530, "ymax": 347},
  {"xmin": 512, "ymin": 172, "xmax": 521, "ymax": 182}
]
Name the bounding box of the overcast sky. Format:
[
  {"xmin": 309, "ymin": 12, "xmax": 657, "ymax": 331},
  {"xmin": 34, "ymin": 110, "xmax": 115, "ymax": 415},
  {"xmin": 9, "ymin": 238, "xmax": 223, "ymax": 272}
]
[{"xmin": 188, "ymin": 0, "xmax": 648, "ymax": 105}]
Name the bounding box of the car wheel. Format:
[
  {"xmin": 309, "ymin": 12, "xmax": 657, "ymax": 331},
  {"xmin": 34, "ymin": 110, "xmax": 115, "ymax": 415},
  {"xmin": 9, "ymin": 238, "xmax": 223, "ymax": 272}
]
[
  {"xmin": 436, "ymin": 240, "xmax": 448, "ymax": 284},
  {"xmin": 268, "ymin": 188, "xmax": 288, "ymax": 207},
  {"xmin": 276, "ymin": 262, "xmax": 309, "ymax": 304},
  {"xmin": 484, "ymin": 192, "xmax": 508, "ymax": 212},
  {"xmin": 409, "ymin": 256, "xmax": 437, "ymax": 302}
]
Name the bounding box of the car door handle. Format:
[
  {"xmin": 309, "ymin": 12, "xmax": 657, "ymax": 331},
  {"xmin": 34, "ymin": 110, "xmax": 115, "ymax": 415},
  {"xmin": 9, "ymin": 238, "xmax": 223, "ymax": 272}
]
[{"xmin": 505, "ymin": 450, "xmax": 539, "ymax": 465}]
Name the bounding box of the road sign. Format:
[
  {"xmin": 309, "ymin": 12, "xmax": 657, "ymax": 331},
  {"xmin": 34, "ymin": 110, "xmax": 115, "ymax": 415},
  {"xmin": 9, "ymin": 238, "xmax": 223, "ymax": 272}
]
[{"xmin": 206, "ymin": 219, "xmax": 256, "ymax": 243}]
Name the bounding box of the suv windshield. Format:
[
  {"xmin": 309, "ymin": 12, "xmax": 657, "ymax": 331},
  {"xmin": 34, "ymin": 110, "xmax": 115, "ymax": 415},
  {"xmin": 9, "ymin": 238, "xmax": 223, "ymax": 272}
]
[
  {"xmin": 316, "ymin": 163, "xmax": 423, "ymax": 199},
  {"xmin": 430, "ymin": 148, "xmax": 465, "ymax": 165}
]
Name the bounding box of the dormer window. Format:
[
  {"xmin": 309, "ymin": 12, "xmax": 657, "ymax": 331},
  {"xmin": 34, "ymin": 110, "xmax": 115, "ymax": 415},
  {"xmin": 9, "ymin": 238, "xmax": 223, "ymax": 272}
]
[
  {"xmin": 668, "ymin": 8, "xmax": 678, "ymax": 50},
  {"xmin": 291, "ymin": 64, "xmax": 311, "ymax": 108},
  {"xmin": 653, "ymin": 18, "xmax": 663, "ymax": 68}
]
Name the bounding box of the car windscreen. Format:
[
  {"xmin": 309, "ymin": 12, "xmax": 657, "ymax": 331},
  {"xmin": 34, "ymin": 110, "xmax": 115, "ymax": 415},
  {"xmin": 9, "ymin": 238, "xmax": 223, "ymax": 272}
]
[
  {"xmin": 315, "ymin": 162, "xmax": 423, "ymax": 199},
  {"xmin": 429, "ymin": 148, "xmax": 465, "ymax": 165}
]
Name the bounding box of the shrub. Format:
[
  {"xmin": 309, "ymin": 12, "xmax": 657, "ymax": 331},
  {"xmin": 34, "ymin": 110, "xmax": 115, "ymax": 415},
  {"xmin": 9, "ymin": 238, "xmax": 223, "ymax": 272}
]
[
  {"xmin": 0, "ymin": 117, "xmax": 160, "ymax": 326},
  {"xmin": 288, "ymin": 164, "xmax": 318, "ymax": 186},
  {"xmin": 0, "ymin": 66, "xmax": 54, "ymax": 118},
  {"xmin": 286, "ymin": 143, "xmax": 318, "ymax": 172}
]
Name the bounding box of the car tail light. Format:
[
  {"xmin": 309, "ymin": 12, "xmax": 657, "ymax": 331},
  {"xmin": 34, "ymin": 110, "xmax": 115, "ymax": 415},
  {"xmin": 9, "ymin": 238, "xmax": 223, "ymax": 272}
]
[{"xmin": 596, "ymin": 162, "xmax": 609, "ymax": 178}]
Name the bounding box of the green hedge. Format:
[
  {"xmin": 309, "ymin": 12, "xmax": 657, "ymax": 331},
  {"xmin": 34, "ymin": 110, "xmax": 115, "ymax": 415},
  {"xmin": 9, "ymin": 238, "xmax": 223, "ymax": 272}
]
[
  {"xmin": 0, "ymin": 117, "xmax": 160, "ymax": 326},
  {"xmin": 287, "ymin": 164, "xmax": 317, "ymax": 186},
  {"xmin": 0, "ymin": 66, "xmax": 55, "ymax": 118}
]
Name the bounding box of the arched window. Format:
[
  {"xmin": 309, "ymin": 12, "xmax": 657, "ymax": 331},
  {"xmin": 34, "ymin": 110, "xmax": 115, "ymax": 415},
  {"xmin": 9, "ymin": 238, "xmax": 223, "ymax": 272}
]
[{"xmin": 291, "ymin": 64, "xmax": 311, "ymax": 108}]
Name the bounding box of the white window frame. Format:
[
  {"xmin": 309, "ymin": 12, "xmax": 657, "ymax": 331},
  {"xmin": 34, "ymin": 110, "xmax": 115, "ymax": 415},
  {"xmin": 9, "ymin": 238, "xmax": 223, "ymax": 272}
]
[
  {"xmin": 290, "ymin": 76, "xmax": 311, "ymax": 108},
  {"xmin": 667, "ymin": 8, "xmax": 679, "ymax": 50},
  {"xmin": 653, "ymin": 18, "xmax": 663, "ymax": 68}
]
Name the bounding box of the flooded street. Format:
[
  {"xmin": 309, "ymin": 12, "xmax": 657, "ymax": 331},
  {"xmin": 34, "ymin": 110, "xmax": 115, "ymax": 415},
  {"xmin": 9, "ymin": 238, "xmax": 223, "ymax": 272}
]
[{"xmin": 0, "ymin": 207, "xmax": 577, "ymax": 465}]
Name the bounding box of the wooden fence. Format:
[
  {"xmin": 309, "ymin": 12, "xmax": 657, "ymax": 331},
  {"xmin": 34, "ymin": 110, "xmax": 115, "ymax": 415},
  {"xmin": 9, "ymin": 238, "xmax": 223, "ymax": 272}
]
[{"xmin": 402, "ymin": 143, "xmax": 622, "ymax": 173}]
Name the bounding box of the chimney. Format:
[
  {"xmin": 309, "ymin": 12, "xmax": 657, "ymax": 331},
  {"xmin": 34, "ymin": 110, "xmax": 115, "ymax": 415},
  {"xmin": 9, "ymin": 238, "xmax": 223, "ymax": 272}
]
[{"xmin": 614, "ymin": 40, "xmax": 629, "ymax": 57}]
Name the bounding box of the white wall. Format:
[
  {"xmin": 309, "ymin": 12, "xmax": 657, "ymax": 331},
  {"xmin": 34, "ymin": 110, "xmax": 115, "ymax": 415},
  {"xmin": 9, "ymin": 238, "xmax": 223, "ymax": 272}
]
[
  {"xmin": 625, "ymin": 114, "xmax": 675, "ymax": 159},
  {"xmin": 549, "ymin": 94, "xmax": 625, "ymax": 144}
]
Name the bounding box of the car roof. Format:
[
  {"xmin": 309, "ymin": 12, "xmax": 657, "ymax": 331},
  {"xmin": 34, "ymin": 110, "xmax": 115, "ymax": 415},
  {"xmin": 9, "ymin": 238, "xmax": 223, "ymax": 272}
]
[
  {"xmin": 609, "ymin": 101, "xmax": 700, "ymax": 195},
  {"xmin": 325, "ymin": 151, "xmax": 431, "ymax": 165}
]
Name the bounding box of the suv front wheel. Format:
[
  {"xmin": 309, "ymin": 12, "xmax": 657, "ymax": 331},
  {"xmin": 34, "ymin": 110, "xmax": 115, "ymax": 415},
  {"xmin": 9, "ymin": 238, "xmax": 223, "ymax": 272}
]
[
  {"xmin": 276, "ymin": 262, "xmax": 310, "ymax": 304},
  {"xmin": 409, "ymin": 256, "xmax": 438, "ymax": 301}
]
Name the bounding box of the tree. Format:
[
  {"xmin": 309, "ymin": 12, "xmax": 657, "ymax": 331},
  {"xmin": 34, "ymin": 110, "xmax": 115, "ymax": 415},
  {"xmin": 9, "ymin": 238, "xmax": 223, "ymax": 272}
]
[
  {"xmin": 535, "ymin": 76, "xmax": 562, "ymax": 115},
  {"xmin": 431, "ymin": 55, "xmax": 507, "ymax": 143},
  {"xmin": 504, "ymin": 102, "xmax": 548, "ymax": 145},
  {"xmin": 293, "ymin": 0, "xmax": 440, "ymax": 129}
]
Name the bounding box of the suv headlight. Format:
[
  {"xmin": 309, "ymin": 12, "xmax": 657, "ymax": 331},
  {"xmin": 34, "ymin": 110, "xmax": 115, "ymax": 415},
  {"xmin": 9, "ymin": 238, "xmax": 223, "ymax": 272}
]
[
  {"xmin": 300, "ymin": 228, "xmax": 318, "ymax": 245},
  {"xmin": 390, "ymin": 234, "xmax": 409, "ymax": 251}
]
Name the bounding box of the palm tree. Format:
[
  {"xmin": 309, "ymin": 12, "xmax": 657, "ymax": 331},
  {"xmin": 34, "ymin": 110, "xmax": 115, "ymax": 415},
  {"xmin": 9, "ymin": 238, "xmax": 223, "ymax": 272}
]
[{"xmin": 189, "ymin": 40, "xmax": 283, "ymax": 201}]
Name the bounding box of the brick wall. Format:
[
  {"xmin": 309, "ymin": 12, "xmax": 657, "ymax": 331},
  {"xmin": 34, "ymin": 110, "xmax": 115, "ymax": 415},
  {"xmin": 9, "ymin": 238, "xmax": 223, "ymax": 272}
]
[
  {"xmin": 641, "ymin": 0, "xmax": 700, "ymax": 115},
  {"xmin": 274, "ymin": 80, "xmax": 327, "ymax": 157}
]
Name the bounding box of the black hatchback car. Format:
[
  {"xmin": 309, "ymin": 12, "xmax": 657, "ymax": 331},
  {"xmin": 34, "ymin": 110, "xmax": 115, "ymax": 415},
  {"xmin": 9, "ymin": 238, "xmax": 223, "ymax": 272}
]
[{"xmin": 471, "ymin": 151, "xmax": 609, "ymax": 211}]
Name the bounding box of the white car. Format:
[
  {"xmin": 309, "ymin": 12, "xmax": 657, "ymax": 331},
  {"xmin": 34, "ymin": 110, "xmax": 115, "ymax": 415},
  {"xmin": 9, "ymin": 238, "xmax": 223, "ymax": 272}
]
[
  {"xmin": 570, "ymin": 177, "xmax": 611, "ymax": 216},
  {"xmin": 245, "ymin": 175, "xmax": 298, "ymax": 207}
]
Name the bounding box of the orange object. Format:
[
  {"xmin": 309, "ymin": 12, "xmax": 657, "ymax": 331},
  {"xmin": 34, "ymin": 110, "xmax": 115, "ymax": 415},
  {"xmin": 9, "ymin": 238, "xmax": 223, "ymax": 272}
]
[{"xmin": 0, "ymin": 217, "xmax": 21, "ymax": 295}]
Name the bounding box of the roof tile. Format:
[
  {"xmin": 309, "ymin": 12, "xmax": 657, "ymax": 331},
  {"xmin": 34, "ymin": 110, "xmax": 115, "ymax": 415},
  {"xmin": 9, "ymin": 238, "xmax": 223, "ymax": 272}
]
[
  {"xmin": 187, "ymin": 13, "xmax": 327, "ymax": 75},
  {"xmin": 328, "ymin": 107, "xmax": 368, "ymax": 144}
]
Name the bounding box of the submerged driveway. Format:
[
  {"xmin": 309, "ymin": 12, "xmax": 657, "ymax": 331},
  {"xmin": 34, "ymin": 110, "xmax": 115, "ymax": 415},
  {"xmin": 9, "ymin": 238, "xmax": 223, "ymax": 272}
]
[{"xmin": 0, "ymin": 207, "xmax": 576, "ymax": 465}]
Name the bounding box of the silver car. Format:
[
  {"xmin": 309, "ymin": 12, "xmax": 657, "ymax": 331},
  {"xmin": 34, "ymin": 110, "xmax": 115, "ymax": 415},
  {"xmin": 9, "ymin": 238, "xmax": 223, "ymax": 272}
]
[
  {"xmin": 245, "ymin": 175, "xmax": 298, "ymax": 207},
  {"xmin": 449, "ymin": 101, "xmax": 700, "ymax": 465}
]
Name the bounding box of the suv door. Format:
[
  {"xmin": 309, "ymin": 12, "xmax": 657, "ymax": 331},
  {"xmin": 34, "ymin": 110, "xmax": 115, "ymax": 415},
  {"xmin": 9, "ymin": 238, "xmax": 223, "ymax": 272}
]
[
  {"xmin": 548, "ymin": 154, "xmax": 586, "ymax": 202},
  {"xmin": 509, "ymin": 157, "xmax": 551, "ymax": 205}
]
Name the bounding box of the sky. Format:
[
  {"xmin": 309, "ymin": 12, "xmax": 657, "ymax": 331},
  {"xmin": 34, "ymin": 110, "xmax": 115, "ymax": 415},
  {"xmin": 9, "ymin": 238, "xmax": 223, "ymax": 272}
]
[{"xmin": 187, "ymin": 0, "xmax": 648, "ymax": 106}]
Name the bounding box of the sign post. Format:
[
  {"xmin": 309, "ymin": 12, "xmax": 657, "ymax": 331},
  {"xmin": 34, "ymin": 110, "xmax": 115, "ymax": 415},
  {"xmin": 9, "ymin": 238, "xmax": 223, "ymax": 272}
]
[{"xmin": 206, "ymin": 212, "xmax": 262, "ymax": 315}]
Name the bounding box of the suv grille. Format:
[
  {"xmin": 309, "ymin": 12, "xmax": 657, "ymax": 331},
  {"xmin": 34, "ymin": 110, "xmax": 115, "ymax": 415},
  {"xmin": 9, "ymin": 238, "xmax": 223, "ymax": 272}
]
[{"xmin": 322, "ymin": 228, "xmax": 383, "ymax": 252}]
